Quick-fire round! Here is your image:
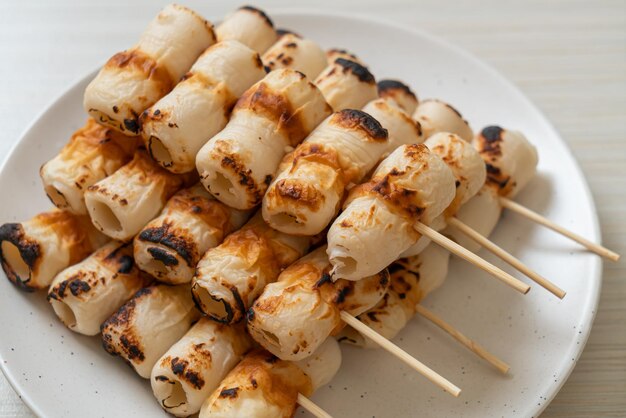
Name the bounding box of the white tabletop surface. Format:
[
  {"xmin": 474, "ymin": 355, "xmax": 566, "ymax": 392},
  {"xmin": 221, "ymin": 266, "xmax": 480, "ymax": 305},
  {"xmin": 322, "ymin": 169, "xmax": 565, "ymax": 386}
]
[{"xmin": 0, "ymin": 1, "xmax": 624, "ymax": 417}]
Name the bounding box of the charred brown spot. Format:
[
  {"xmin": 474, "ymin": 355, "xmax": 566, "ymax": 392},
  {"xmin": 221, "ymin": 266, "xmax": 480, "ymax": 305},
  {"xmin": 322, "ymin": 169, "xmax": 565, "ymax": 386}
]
[
  {"xmin": 314, "ymin": 272, "xmax": 332, "ymax": 288},
  {"xmin": 120, "ymin": 334, "xmax": 145, "ymax": 361},
  {"xmin": 240, "ymin": 5, "xmax": 274, "ymax": 27},
  {"xmin": 68, "ymin": 279, "xmax": 91, "ymax": 296},
  {"xmin": 276, "ymin": 28, "xmax": 300, "ymax": 38},
  {"xmin": 331, "ymin": 109, "xmax": 388, "ymax": 141},
  {"xmin": 334, "ymin": 284, "xmax": 353, "ymax": 304},
  {"xmin": 251, "ymin": 378, "xmax": 258, "ymax": 388},
  {"xmin": 219, "ymin": 387, "xmax": 240, "ymax": 399},
  {"xmin": 335, "ymin": 58, "xmax": 375, "ymax": 83},
  {"xmin": 339, "ymin": 220, "xmax": 352, "ymax": 228},
  {"xmin": 377, "ymin": 79, "xmax": 416, "ymax": 100},
  {"xmin": 273, "ymin": 180, "xmax": 324, "ymax": 210},
  {"xmin": 485, "ymin": 163, "xmax": 510, "ymax": 190},
  {"xmin": 366, "ymin": 311, "xmax": 379, "ymax": 322},
  {"xmin": 147, "ymin": 247, "xmax": 179, "ymax": 266},
  {"xmin": 353, "ymin": 174, "xmax": 425, "ymax": 221},
  {"xmin": 112, "ymin": 105, "xmax": 119, "ymax": 114},
  {"xmin": 171, "ymin": 357, "xmax": 205, "ymax": 390},
  {"xmin": 139, "ymin": 223, "xmax": 195, "ymax": 267},
  {"xmin": 154, "ymin": 375, "xmax": 170, "ymax": 382},
  {"xmin": 477, "ymin": 125, "xmax": 505, "ymax": 158}
]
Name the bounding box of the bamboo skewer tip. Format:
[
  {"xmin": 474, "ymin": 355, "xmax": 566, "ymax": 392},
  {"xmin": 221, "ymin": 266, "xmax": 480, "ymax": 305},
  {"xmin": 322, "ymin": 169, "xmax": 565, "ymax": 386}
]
[
  {"xmin": 415, "ymin": 305, "xmax": 511, "ymax": 375},
  {"xmin": 447, "ymin": 217, "xmax": 566, "ymax": 299},
  {"xmin": 340, "ymin": 311, "xmax": 462, "ymax": 397},
  {"xmin": 499, "ymin": 197, "xmax": 620, "ymax": 262}
]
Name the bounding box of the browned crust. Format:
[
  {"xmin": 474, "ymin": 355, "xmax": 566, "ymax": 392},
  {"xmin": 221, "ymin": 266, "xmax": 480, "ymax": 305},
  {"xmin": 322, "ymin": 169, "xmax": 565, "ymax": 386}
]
[
  {"xmin": 377, "ymin": 79, "xmax": 417, "ymax": 101},
  {"xmin": 233, "ymin": 80, "xmax": 308, "ymax": 146},
  {"xmin": 206, "ymin": 349, "xmax": 311, "ymax": 413},
  {"xmin": 337, "ymin": 269, "xmax": 390, "ymax": 313},
  {"xmin": 330, "ymin": 109, "xmax": 388, "ymax": 142},
  {"xmin": 334, "ymin": 58, "xmax": 375, "ymax": 83},
  {"xmin": 101, "ymin": 287, "xmax": 154, "ymax": 363},
  {"xmin": 0, "ymin": 223, "xmax": 40, "ymax": 291},
  {"xmin": 276, "ymin": 28, "xmax": 300, "ymax": 38},
  {"xmin": 475, "ymin": 126, "xmax": 513, "ymax": 194}
]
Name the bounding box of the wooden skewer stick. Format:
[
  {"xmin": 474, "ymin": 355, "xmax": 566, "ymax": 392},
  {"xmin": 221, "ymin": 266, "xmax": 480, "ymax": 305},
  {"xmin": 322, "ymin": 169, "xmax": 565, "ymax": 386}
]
[
  {"xmin": 447, "ymin": 217, "xmax": 566, "ymax": 299},
  {"xmin": 340, "ymin": 311, "xmax": 462, "ymax": 397},
  {"xmin": 414, "ymin": 222, "xmax": 530, "ymax": 294},
  {"xmin": 499, "ymin": 197, "xmax": 620, "ymax": 262},
  {"xmin": 297, "ymin": 393, "xmax": 333, "ymax": 418},
  {"xmin": 415, "ymin": 305, "xmax": 510, "ymax": 374}
]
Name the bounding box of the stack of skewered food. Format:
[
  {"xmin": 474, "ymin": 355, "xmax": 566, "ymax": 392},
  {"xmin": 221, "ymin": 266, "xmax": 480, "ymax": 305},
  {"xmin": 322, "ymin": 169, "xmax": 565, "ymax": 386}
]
[{"xmin": 1, "ymin": 4, "xmax": 618, "ymax": 417}]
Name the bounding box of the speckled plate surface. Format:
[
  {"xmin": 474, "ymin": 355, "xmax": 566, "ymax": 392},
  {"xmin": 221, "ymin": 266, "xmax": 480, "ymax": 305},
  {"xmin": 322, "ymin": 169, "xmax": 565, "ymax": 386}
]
[{"xmin": 0, "ymin": 11, "xmax": 602, "ymax": 418}]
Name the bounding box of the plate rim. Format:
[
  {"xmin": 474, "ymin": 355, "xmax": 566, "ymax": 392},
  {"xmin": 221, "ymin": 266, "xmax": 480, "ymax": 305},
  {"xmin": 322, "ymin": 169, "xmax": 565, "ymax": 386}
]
[{"xmin": 0, "ymin": 9, "xmax": 603, "ymax": 418}]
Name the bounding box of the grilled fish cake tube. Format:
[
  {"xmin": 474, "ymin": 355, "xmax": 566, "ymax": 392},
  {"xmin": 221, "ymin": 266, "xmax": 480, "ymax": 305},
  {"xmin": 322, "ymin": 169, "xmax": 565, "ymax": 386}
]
[
  {"xmin": 151, "ymin": 318, "xmax": 252, "ymax": 417},
  {"xmin": 338, "ymin": 244, "xmax": 450, "ymax": 347},
  {"xmin": 327, "ymin": 144, "xmax": 456, "ymax": 281},
  {"xmin": 413, "ymin": 99, "xmax": 474, "ymax": 142},
  {"xmin": 215, "ymin": 6, "xmax": 277, "ymax": 54},
  {"xmin": 84, "ymin": 4, "xmax": 216, "ymax": 135},
  {"xmin": 0, "ymin": 210, "xmax": 107, "ymax": 291},
  {"xmin": 134, "ymin": 184, "xmax": 250, "ymax": 284},
  {"xmin": 247, "ymin": 246, "xmax": 389, "ymax": 361},
  {"xmin": 262, "ymin": 33, "xmax": 327, "ymax": 79},
  {"xmin": 196, "ymin": 69, "xmax": 331, "ymax": 210},
  {"xmin": 40, "ymin": 119, "xmax": 139, "ymax": 214},
  {"xmin": 47, "ymin": 241, "xmax": 152, "ymax": 335},
  {"xmin": 377, "ymin": 79, "xmax": 419, "ymax": 114},
  {"xmin": 315, "ymin": 58, "xmax": 378, "ymax": 111},
  {"xmin": 101, "ymin": 284, "xmax": 200, "ymax": 378},
  {"xmin": 263, "ymin": 109, "xmax": 389, "ymax": 236},
  {"xmin": 141, "ymin": 41, "xmax": 266, "ymax": 174},
  {"xmin": 473, "ymin": 125, "xmax": 538, "ymax": 198},
  {"xmin": 84, "ymin": 149, "xmax": 194, "ymax": 241},
  {"xmin": 191, "ymin": 213, "xmax": 310, "ymax": 324},
  {"xmin": 199, "ymin": 339, "xmax": 341, "ymax": 418}
]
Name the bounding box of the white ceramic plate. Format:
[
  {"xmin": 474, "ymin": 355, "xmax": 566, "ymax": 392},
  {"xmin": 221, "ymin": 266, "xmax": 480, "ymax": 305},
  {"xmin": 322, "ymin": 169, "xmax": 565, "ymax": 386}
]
[{"xmin": 0, "ymin": 11, "xmax": 602, "ymax": 418}]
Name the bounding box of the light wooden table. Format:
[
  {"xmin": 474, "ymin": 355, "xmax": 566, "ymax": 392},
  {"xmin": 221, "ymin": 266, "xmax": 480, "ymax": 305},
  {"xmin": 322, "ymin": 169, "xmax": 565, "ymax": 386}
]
[{"xmin": 0, "ymin": 1, "xmax": 624, "ymax": 416}]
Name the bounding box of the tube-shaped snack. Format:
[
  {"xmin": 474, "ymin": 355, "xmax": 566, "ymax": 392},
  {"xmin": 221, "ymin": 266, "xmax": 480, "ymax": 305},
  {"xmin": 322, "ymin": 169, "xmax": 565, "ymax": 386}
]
[
  {"xmin": 338, "ymin": 244, "xmax": 450, "ymax": 348},
  {"xmin": 134, "ymin": 184, "xmax": 250, "ymax": 284},
  {"xmin": 262, "ymin": 34, "xmax": 327, "ymax": 79},
  {"xmin": 377, "ymin": 79, "xmax": 419, "ymax": 114},
  {"xmin": 362, "ymin": 97, "xmax": 423, "ymax": 155},
  {"xmin": 151, "ymin": 318, "xmax": 252, "ymax": 417},
  {"xmin": 141, "ymin": 40, "xmax": 266, "ymax": 173},
  {"xmin": 84, "ymin": 149, "xmax": 194, "ymax": 241},
  {"xmin": 327, "ymin": 144, "xmax": 456, "ymax": 281},
  {"xmin": 199, "ymin": 339, "xmax": 342, "ymax": 418},
  {"xmin": 101, "ymin": 284, "xmax": 200, "ymax": 378},
  {"xmin": 473, "ymin": 125, "xmax": 538, "ymax": 198},
  {"xmin": 47, "ymin": 241, "xmax": 152, "ymax": 335},
  {"xmin": 444, "ymin": 185, "xmax": 502, "ymax": 253},
  {"xmin": 413, "ymin": 99, "xmax": 473, "ymax": 142},
  {"xmin": 315, "ymin": 58, "xmax": 377, "ymax": 111},
  {"xmin": 263, "ymin": 109, "xmax": 389, "ymax": 236},
  {"xmin": 325, "ymin": 48, "xmax": 363, "ymax": 66},
  {"xmin": 0, "ymin": 210, "xmax": 107, "ymax": 291},
  {"xmin": 247, "ymin": 246, "xmax": 389, "ymax": 361},
  {"xmin": 215, "ymin": 6, "xmax": 277, "ymax": 54},
  {"xmin": 191, "ymin": 213, "xmax": 310, "ymax": 324},
  {"xmin": 40, "ymin": 119, "xmax": 139, "ymax": 214},
  {"xmin": 196, "ymin": 69, "xmax": 331, "ymax": 210},
  {"xmin": 426, "ymin": 132, "xmax": 486, "ymax": 217},
  {"xmin": 84, "ymin": 4, "xmax": 216, "ymax": 135}
]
